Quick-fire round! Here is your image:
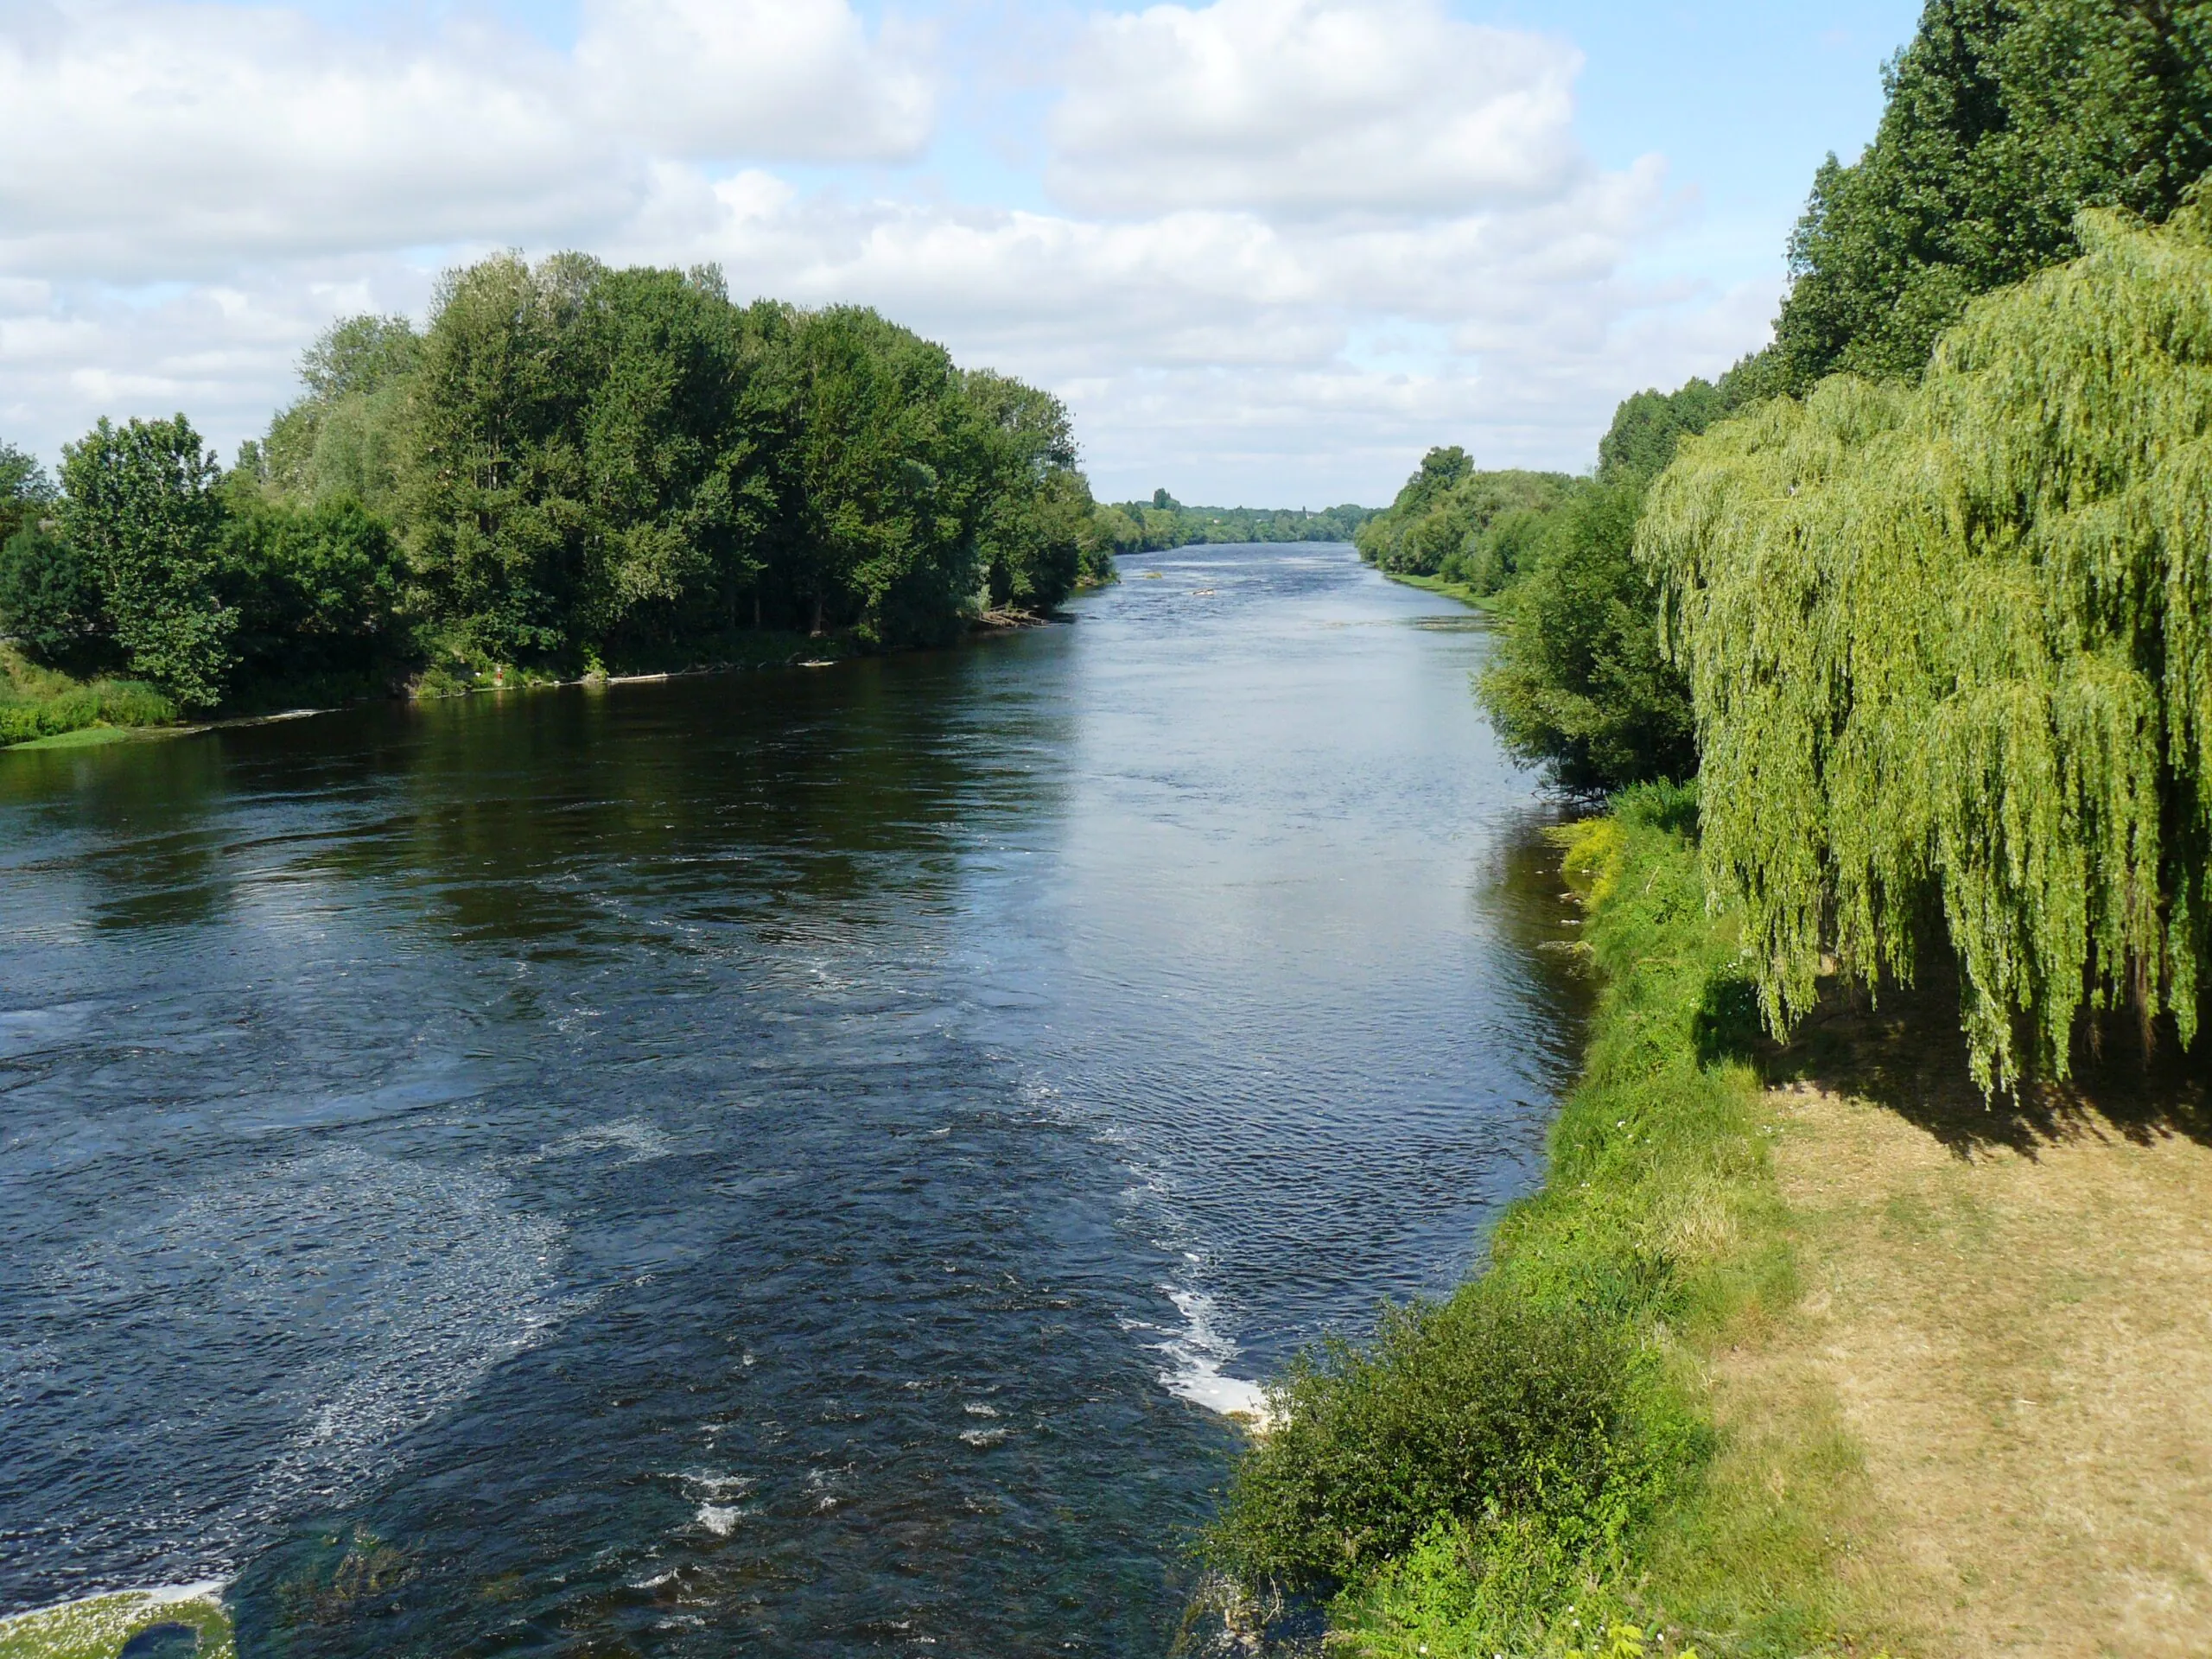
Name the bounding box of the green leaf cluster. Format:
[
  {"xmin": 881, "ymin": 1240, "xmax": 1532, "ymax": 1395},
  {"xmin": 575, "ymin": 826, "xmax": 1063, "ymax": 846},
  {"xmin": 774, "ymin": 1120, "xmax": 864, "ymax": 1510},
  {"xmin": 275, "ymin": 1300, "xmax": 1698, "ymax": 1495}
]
[{"xmin": 1643, "ymin": 205, "xmax": 2212, "ymax": 1091}]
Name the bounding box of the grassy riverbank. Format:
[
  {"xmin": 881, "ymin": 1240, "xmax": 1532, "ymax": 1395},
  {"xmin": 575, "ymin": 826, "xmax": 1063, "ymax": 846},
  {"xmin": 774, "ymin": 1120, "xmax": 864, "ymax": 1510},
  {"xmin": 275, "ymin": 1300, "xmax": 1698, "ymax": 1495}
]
[
  {"xmin": 1378, "ymin": 570, "xmax": 1493, "ymax": 611},
  {"xmin": 0, "ymin": 1583, "xmax": 233, "ymax": 1659},
  {"xmin": 1211, "ymin": 779, "xmax": 2212, "ymax": 1655},
  {"xmin": 0, "ymin": 647, "xmax": 176, "ymax": 747}
]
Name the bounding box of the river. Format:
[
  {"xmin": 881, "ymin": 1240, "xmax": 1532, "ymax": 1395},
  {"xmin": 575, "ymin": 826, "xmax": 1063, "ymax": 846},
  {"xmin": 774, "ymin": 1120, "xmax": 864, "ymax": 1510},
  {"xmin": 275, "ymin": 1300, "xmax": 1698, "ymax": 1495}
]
[{"xmin": 0, "ymin": 543, "xmax": 1587, "ymax": 1655}]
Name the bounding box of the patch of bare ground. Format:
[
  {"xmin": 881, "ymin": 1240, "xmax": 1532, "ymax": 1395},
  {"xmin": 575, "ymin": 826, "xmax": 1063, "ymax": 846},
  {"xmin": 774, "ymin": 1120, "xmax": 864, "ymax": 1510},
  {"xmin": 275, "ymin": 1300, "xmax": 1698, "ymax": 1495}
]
[{"xmin": 1726, "ymin": 988, "xmax": 2212, "ymax": 1656}]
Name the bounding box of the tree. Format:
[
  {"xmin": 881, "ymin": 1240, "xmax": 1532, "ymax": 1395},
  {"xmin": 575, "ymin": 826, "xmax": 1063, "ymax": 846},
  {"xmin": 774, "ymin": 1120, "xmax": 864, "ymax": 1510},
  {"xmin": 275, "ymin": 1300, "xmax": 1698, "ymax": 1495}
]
[
  {"xmin": 779, "ymin": 305, "xmax": 988, "ymax": 648},
  {"xmin": 262, "ymin": 315, "xmax": 422, "ymax": 511},
  {"xmin": 0, "ymin": 440, "xmax": 56, "ymax": 547},
  {"xmin": 1643, "ymin": 205, "xmax": 2212, "ymax": 1091},
  {"xmin": 1478, "ymin": 480, "xmax": 1695, "ymax": 797},
  {"xmin": 1772, "ymin": 0, "xmax": 2212, "ymax": 390},
  {"xmin": 0, "ymin": 526, "xmax": 106, "ymax": 666},
  {"xmin": 966, "ymin": 370, "xmax": 1093, "ymax": 613},
  {"xmin": 58, "ymin": 416, "xmax": 232, "ymax": 707},
  {"xmin": 218, "ymin": 489, "xmax": 408, "ymax": 681}
]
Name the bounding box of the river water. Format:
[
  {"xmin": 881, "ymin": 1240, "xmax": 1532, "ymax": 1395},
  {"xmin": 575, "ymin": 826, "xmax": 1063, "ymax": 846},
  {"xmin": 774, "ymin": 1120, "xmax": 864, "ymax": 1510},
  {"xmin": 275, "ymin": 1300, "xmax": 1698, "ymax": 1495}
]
[{"xmin": 0, "ymin": 543, "xmax": 1587, "ymax": 1655}]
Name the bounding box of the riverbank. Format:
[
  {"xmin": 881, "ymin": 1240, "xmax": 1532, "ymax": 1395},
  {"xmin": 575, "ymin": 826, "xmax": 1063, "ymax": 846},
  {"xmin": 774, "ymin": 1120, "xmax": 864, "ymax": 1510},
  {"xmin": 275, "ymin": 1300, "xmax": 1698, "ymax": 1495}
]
[
  {"xmin": 0, "ymin": 1582, "xmax": 233, "ymax": 1659},
  {"xmin": 1377, "ymin": 570, "xmax": 1492, "ymax": 611}
]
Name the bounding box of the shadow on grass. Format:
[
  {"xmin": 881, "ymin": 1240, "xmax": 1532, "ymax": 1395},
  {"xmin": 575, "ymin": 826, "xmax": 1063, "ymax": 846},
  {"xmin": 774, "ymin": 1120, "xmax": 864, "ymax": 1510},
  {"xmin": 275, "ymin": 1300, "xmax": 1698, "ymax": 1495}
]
[{"xmin": 1763, "ymin": 963, "xmax": 2212, "ymax": 1158}]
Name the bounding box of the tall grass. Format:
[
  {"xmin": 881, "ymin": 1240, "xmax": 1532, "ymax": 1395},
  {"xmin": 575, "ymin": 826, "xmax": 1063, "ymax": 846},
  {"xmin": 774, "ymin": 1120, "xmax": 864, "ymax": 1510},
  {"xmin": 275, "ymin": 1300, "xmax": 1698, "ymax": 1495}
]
[{"xmin": 0, "ymin": 647, "xmax": 177, "ymax": 744}]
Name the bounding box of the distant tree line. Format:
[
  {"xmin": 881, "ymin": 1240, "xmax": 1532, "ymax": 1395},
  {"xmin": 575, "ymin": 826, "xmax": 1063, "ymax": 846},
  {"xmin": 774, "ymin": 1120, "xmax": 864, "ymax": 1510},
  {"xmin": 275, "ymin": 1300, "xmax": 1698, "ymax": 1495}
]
[
  {"xmin": 1093, "ymin": 490, "xmax": 1374, "ymax": 555},
  {"xmin": 0, "ymin": 255, "xmax": 1115, "ymax": 711}
]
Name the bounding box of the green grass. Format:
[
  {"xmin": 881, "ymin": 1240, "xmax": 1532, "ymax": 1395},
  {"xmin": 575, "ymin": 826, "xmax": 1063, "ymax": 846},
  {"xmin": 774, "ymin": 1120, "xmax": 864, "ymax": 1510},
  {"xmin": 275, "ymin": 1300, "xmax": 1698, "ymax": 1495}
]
[
  {"xmin": 1206, "ymin": 785, "xmax": 1859, "ymax": 1656},
  {"xmin": 1, "ymin": 646, "xmax": 179, "ymax": 747},
  {"xmin": 0, "ymin": 1586, "xmax": 233, "ymax": 1659},
  {"xmin": 5, "ymin": 723, "xmax": 185, "ymax": 751},
  {"xmin": 1379, "ymin": 570, "xmax": 1496, "ymax": 610}
]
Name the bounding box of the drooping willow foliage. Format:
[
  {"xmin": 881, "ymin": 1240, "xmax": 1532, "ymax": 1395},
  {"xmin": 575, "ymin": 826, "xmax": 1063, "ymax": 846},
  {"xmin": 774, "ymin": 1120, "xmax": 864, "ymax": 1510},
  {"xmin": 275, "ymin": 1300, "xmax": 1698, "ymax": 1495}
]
[{"xmin": 1642, "ymin": 206, "xmax": 2212, "ymax": 1092}]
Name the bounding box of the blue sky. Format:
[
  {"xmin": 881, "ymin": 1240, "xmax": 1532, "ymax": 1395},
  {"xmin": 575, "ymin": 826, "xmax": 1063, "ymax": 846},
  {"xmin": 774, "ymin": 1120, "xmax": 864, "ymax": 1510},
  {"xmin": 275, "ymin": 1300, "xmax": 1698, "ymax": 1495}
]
[{"xmin": 0, "ymin": 0, "xmax": 1925, "ymax": 504}]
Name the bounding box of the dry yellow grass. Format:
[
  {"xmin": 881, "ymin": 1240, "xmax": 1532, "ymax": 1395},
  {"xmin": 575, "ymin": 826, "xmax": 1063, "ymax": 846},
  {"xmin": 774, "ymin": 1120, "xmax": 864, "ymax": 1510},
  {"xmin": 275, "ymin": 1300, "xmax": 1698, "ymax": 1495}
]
[{"xmin": 1718, "ymin": 1000, "xmax": 2212, "ymax": 1657}]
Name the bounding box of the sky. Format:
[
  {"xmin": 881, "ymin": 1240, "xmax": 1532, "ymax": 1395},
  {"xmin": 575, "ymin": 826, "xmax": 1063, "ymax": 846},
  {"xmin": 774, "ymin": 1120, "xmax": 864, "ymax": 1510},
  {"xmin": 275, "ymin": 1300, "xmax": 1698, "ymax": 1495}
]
[{"xmin": 0, "ymin": 0, "xmax": 1925, "ymax": 505}]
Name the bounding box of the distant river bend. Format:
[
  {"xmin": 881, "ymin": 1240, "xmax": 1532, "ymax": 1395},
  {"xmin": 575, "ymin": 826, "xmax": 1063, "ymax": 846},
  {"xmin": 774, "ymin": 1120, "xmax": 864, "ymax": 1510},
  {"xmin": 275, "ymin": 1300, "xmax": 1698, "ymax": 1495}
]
[{"xmin": 0, "ymin": 543, "xmax": 1587, "ymax": 1655}]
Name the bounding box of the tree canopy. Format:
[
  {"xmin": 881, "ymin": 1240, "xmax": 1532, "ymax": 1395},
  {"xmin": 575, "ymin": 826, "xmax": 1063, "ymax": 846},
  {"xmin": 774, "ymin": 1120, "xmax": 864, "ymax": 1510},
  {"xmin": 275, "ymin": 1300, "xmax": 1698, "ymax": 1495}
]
[
  {"xmin": 1355, "ymin": 449, "xmax": 1573, "ymax": 596},
  {"xmin": 2, "ymin": 253, "xmax": 1111, "ymax": 708},
  {"xmin": 1773, "ymin": 0, "xmax": 2212, "ymax": 390},
  {"xmin": 1644, "ymin": 205, "xmax": 2212, "ymax": 1090}
]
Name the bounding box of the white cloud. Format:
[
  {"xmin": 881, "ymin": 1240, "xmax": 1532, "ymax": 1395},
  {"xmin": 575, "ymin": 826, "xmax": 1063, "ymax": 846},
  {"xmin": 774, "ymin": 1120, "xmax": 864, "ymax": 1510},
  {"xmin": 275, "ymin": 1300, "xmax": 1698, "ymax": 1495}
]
[
  {"xmin": 1047, "ymin": 0, "xmax": 1583, "ymax": 217},
  {"xmin": 0, "ymin": 0, "xmax": 930, "ymax": 277},
  {"xmin": 0, "ymin": 0, "xmax": 1782, "ymax": 502},
  {"xmin": 577, "ymin": 0, "xmax": 933, "ymax": 162}
]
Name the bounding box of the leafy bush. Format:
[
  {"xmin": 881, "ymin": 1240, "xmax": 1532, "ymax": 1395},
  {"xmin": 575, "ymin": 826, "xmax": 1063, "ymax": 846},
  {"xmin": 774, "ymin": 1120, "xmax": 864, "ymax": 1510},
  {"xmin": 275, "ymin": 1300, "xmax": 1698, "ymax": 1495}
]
[
  {"xmin": 1478, "ymin": 482, "xmax": 1695, "ymax": 797},
  {"xmin": 1205, "ymin": 1290, "xmax": 1662, "ymax": 1593}
]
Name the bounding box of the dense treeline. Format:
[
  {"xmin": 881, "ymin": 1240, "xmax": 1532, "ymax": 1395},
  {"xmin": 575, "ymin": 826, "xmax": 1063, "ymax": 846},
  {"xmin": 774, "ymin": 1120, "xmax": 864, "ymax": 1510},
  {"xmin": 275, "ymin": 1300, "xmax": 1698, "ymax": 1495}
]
[
  {"xmin": 1092, "ymin": 490, "xmax": 1372, "ymax": 555},
  {"xmin": 0, "ymin": 255, "xmax": 1113, "ymax": 716},
  {"xmin": 1227, "ymin": 0, "xmax": 2212, "ymax": 1645}
]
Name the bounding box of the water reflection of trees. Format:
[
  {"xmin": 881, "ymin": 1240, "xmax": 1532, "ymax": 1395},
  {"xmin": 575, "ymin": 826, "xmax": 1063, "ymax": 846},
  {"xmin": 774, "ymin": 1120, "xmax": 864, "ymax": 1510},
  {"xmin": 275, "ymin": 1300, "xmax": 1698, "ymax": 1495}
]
[{"xmin": 1, "ymin": 644, "xmax": 1077, "ymax": 954}]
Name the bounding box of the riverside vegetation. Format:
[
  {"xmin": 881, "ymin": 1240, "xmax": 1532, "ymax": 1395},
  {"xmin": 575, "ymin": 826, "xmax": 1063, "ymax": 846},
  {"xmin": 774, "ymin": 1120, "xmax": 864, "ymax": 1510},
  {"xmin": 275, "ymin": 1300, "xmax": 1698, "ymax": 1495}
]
[{"xmin": 1218, "ymin": 2, "xmax": 2212, "ymax": 1653}]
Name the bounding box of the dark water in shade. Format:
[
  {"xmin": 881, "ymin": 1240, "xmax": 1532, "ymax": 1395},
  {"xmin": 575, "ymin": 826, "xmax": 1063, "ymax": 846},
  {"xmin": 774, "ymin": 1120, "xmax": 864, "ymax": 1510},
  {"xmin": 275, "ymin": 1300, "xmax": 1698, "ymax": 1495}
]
[{"xmin": 0, "ymin": 543, "xmax": 1590, "ymax": 1655}]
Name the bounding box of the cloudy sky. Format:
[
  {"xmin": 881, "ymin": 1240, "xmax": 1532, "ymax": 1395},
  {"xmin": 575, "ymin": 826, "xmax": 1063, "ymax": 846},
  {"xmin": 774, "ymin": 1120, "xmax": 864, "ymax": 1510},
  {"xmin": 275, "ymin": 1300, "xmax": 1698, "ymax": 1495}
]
[{"xmin": 0, "ymin": 0, "xmax": 1921, "ymax": 505}]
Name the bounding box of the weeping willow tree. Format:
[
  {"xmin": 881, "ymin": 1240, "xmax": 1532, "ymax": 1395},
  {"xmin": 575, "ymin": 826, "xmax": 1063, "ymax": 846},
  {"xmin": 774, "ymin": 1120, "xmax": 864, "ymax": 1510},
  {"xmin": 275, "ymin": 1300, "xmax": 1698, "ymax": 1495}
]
[{"xmin": 1642, "ymin": 205, "xmax": 2212, "ymax": 1092}]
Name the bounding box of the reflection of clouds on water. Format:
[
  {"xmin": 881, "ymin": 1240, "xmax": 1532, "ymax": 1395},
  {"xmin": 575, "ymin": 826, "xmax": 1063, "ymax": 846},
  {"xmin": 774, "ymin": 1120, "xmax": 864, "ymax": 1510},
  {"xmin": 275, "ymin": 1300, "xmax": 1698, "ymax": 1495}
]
[{"xmin": 42, "ymin": 1147, "xmax": 578, "ymax": 1559}]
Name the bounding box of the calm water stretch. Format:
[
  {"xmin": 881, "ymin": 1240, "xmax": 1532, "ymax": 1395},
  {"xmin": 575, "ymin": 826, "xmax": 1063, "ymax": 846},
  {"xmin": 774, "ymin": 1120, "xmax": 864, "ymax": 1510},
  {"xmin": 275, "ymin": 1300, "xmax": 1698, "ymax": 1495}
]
[{"xmin": 0, "ymin": 544, "xmax": 1587, "ymax": 1654}]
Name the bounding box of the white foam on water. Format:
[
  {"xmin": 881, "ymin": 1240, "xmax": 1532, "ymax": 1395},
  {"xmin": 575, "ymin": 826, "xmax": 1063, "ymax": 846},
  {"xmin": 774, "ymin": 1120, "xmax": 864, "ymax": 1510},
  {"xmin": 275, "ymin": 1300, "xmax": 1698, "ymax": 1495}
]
[
  {"xmin": 531, "ymin": 1118, "xmax": 677, "ymax": 1165},
  {"xmin": 696, "ymin": 1505, "xmax": 744, "ymax": 1536},
  {"xmin": 238, "ymin": 1148, "xmax": 584, "ymax": 1523},
  {"xmin": 48, "ymin": 1145, "xmax": 585, "ymax": 1560},
  {"xmin": 1154, "ymin": 1287, "xmax": 1274, "ymax": 1428}
]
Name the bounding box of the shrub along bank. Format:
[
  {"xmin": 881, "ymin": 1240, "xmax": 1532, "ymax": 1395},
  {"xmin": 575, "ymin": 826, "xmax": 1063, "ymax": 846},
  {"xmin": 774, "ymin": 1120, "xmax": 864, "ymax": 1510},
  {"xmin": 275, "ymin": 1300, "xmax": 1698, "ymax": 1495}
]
[{"xmin": 1205, "ymin": 789, "xmax": 1868, "ymax": 1656}]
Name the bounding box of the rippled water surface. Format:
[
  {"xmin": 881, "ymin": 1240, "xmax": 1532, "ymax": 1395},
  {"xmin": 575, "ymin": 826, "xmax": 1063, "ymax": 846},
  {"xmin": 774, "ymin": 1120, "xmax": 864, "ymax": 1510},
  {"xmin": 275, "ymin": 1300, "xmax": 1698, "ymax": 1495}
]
[{"xmin": 0, "ymin": 544, "xmax": 1587, "ymax": 1654}]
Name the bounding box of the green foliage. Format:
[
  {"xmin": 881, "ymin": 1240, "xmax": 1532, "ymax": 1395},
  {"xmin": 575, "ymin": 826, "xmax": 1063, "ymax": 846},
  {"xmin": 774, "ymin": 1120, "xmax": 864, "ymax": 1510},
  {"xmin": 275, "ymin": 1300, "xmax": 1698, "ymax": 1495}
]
[
  {"xmin": 0, "ymin": 527, "xmax": 107, "ymax": 668},
  {"xmin": 1597, "ymin": 358, "xmax": 1772, "ymax": 484},
  {"xmin": 0, "ymin": 440, "xmax": 56, "ymax": 548},
  {"xmin": 1772, "ymin": 0, "xmax": 2212, "ymax": 389},
  {"xmin": 218, "ymin": 491, "xmax": 409, "ymax": 682},
  {"xmin": 969, "ymin": 369, "xmax": 1096, "ymax": 611},
  {"xmin": 1206, "ymin": 1291, "xmax": 1657, "ymax": 1592},
  {"xmin": 1355, "ymin": 447, "xmax": 1574, "ymax": 593},
  {"xmin": 57, "ymin": 415, "xmax": 234, "ymax": 708},
  {"xmin": 260, "ymin": 313, "xmax": 422, "ymax": 511},
  {"xmin": 777, "ymin": 303, "xmax": 994, "ymax": 648},
  {"xmin": 1478, "ymin": 481, "xmax": 1696, "ymax": 797},
  {"xmin": 0, "ymin": 648, "xmax": 175, "ymax": 745},
  {"xmin": 1643, "ymin": 204, "xmax": 2212, "ymax": 1092}
]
